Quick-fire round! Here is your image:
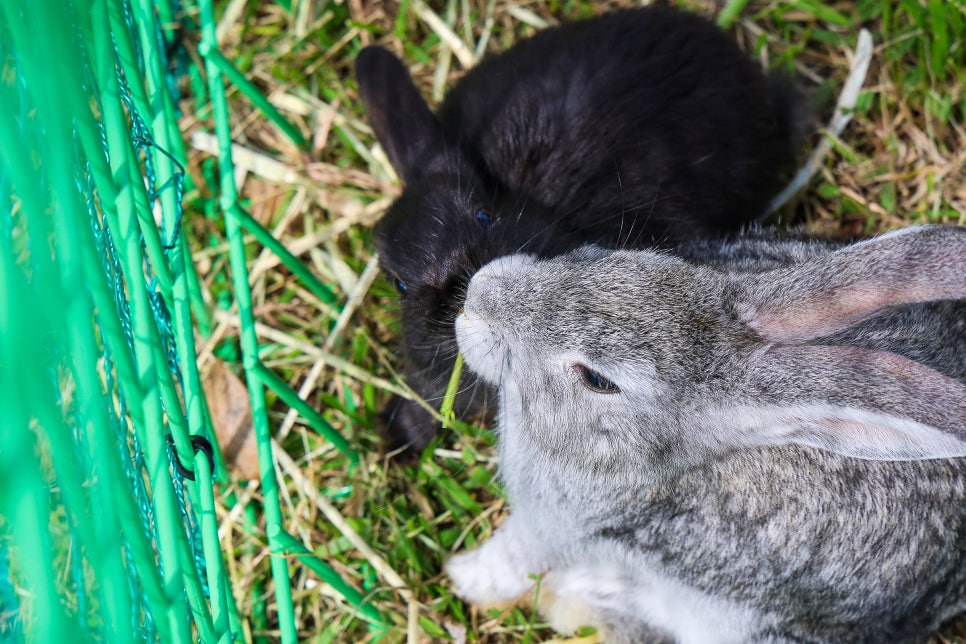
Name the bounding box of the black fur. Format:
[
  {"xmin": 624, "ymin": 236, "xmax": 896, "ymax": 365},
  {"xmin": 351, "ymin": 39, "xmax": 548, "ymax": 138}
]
[{"xmin": 357, "ymin": 6, "xmax": 804, "ymax": 456}]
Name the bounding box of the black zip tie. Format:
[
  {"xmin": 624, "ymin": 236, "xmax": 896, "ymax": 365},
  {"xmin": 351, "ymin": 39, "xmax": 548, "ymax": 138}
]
[{"xmin": 167, "ymin": 433, "xmax": 215, "ymax": 482}]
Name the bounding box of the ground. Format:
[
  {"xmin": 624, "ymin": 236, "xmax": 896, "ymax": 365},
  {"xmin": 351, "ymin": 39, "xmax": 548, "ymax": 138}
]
[{"xmin": 183, "ymin": 1, "xmax": 966, "ymax": 641}]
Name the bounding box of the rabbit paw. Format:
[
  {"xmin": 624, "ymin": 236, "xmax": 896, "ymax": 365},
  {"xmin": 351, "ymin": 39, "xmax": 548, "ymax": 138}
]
[
  {"xmin": 446, "ymin": 519, "xmax": 544, "ymax": 608},
  {"xmin": 446, "ymin": 548, "xmax": 536, "ymax": 608}
]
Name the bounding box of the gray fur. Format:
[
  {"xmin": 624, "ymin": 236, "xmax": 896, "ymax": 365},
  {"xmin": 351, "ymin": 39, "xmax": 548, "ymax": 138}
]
[{"xmin": 447, "ymin": 225, "xmax": 966, "ymax": 642}]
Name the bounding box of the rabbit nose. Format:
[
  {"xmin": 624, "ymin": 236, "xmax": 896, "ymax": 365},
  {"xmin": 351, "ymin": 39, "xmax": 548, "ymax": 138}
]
[{"xmin": 463, "ymin": 254, "xmax": 537, "ymax": 319}]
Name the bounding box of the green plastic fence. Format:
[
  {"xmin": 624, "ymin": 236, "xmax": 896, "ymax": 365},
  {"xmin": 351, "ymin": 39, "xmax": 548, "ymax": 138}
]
[
  {"xmin": 195, "ymin": 0, "xmax": 388, "ymax": 637},
  {"xmin": 0, "ymin": 0, "xmax": 388, "ymax": 641},
  {"xmin": 0, "ymin": 0, "xmax": 243, "ymax": 640}
]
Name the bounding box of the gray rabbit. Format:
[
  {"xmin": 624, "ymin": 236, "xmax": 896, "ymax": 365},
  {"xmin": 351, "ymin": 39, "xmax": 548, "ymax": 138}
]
[{"xmin": 448, "ymin": 225, "xmax": 966, "ymax": 642}]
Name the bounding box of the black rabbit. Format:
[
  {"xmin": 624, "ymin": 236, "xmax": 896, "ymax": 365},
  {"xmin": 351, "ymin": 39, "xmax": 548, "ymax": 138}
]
[{"xmin": 356, "ymin": 5, "xmax": 804, "ymax": 456}]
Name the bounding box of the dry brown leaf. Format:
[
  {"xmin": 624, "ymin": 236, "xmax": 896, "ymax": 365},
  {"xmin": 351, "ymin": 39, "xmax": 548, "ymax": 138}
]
[{"xmin": 203, "ymin": 359, "xmax": 261, "ymax": 481}]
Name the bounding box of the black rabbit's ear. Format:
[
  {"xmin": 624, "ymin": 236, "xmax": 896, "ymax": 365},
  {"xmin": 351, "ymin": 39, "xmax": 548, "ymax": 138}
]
[
  {"xmin": 720, "ymin": 225, "xmax": 966, "ymax": 461},
  {"xmin": 739, "ymin": 226, "xmax": 966, "ymax": 344},
  {"xmin": 355, "ymin": 46, "xmax": 449, "ymax": 184}
]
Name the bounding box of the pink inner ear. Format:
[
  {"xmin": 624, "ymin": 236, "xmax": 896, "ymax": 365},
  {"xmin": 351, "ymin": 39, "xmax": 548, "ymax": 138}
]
[
  {"xmin": 744, "ymin": 285, "xmax": 902, "ymax": 343},
  {"xmin": 742, "ymin": 226, "xmax": 966, "ymax": 344}
]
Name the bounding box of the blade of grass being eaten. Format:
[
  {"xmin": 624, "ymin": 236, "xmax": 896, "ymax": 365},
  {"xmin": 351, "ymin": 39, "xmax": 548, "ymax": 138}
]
[{"xmin": 439, "ymin": 353, "xmax": 465, "ymax": 430}]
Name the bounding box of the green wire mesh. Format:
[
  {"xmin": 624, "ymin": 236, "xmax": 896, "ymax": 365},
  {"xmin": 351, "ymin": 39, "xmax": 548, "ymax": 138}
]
[
  {"xmin": 195, "ymin": 0, "xmax": 388, "ymax": 638},
  {"xmin": 0, "ymin": 0, "xmax": 239, "ymax": 641},
  {"xmin": 1, "ymin": 0, "xmax": 393, "ymax": 640}
]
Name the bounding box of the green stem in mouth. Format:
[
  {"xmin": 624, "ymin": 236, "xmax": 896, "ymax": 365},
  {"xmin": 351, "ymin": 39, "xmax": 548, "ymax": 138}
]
[{"xmin": 440, "ymin": 353, "xmax": 465, "ymax": 428}]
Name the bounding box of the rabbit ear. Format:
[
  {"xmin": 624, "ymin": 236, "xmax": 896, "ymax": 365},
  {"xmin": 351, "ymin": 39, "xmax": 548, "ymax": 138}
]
[
  {"xmin": 724, "ymin": 344, "xmax": 966, "ymax": 460},
  {"xmin": 720, "ymin": 225, "xmax": 966, "ymax": 460},
  {"xmin": 739, "ymin": 226, "xmax": 966, "ymax": 344},
  {"xmin": 355, "ymin": 47, "xmax": 449, "ymax": 184}
]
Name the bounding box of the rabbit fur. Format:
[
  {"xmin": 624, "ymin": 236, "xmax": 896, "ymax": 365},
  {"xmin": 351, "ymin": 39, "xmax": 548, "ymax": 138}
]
[
  {"xmin": 449, "ymin": 225, "xmax": 966, "ymax": 643},
  {"xmin": 356, "ymin": 5, "xmax": 805, "ymax": 456}
]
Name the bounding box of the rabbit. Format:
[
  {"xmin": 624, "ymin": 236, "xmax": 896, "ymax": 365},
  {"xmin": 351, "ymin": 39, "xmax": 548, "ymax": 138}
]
[
  {"xmin": 448, "ymin": 224, "xmax": 966, "ymax": 643},
  {"xmin": 355, "ymin": 5, "xmax": 807, "ymax": 456}
]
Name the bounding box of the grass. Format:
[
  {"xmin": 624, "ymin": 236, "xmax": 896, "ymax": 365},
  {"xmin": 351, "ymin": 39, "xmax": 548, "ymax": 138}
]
[{"xmin": 180, "ymin": 0, "xmax": 965, "ymax": 641}]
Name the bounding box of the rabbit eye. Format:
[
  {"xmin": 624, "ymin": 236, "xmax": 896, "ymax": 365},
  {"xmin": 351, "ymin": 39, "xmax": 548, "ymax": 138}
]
[
  {"xmin": 475, "ymin": 209, "xmax": 492, "ymax": 228},
  {"xmin": 574, "ymin": 364, "xmax": 621, "ymax": 394},
  {"xmin": 393, "ymin": 277, "xmax": 408, "ymax": 298}
]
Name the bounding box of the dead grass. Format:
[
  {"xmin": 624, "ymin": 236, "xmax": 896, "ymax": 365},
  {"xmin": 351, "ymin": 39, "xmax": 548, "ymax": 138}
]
[{"xmin": 181, "ymin": 0, "xmax": 965, "ymax": 641}]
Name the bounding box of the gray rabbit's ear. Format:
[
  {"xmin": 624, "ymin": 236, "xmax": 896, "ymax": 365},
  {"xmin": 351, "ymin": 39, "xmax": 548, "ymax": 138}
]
[
  {"xmin": 732, "ymin": 345, "xmax": 966, "ymax": 460},
  {"xmin": 355, "ymin": 47, "xmax": 449, "ymax": 184},
  {"xmin": 726, "ymin": 225, "xmax": 966, "ymax": 460},
  {"xmin": 739, "ymin": 225, "xmax": 966, "ymax": 344}
]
